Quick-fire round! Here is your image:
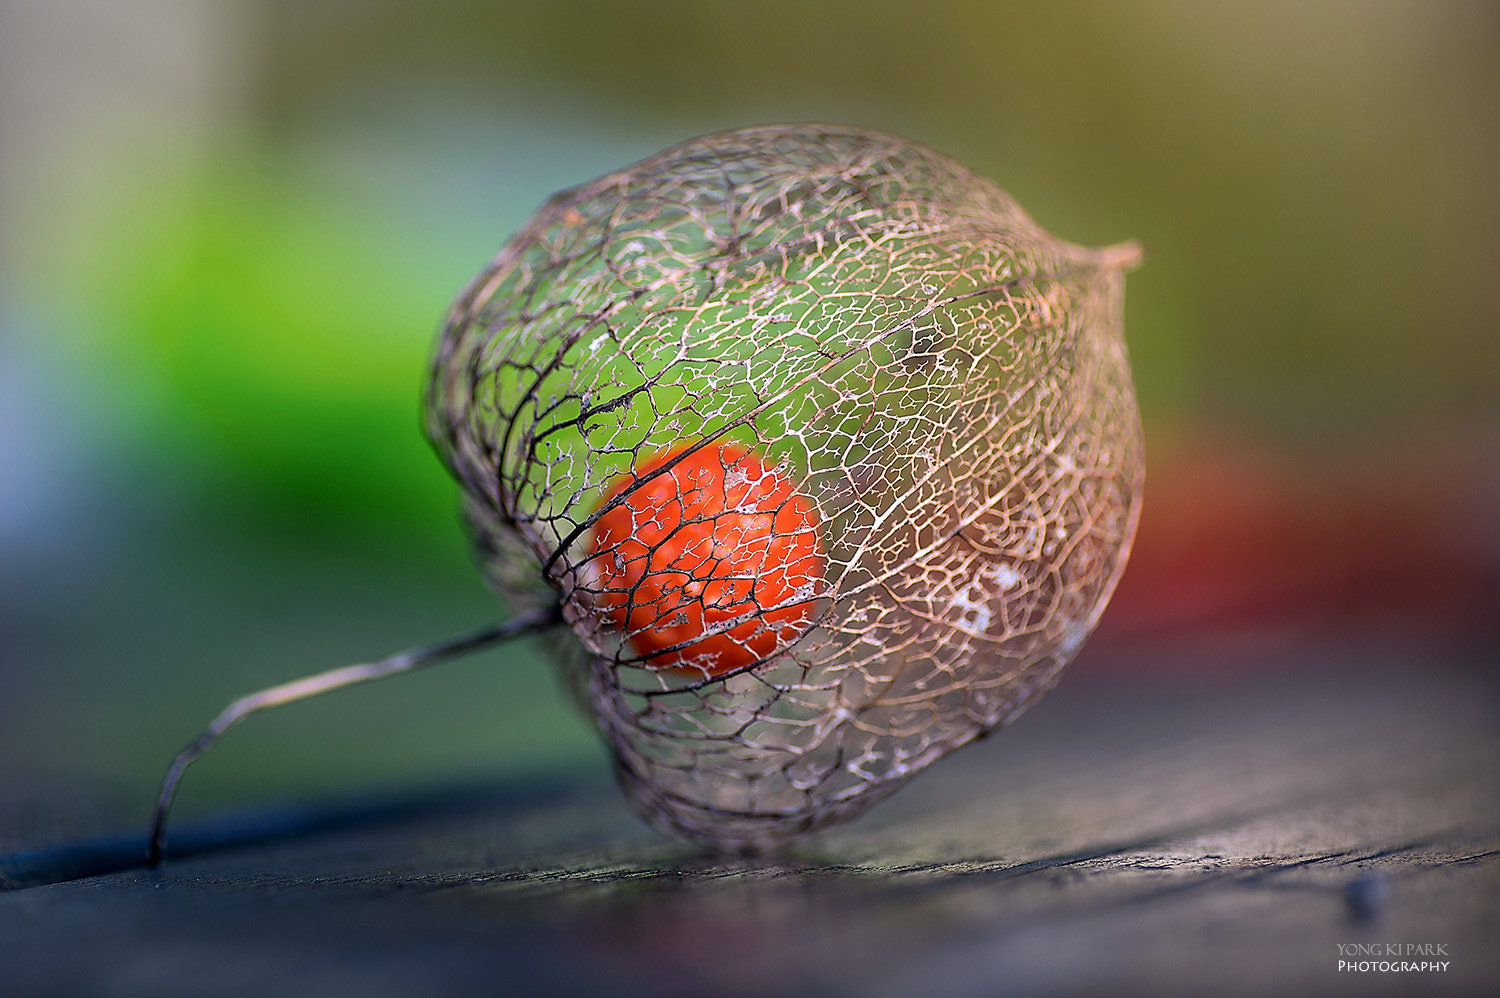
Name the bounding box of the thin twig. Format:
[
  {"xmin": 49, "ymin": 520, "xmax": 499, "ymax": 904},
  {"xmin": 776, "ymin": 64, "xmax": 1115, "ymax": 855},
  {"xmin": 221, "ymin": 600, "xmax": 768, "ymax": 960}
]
[{"xmin": 147, "ymin": 604, "xmax": 564, "ymax": 866}]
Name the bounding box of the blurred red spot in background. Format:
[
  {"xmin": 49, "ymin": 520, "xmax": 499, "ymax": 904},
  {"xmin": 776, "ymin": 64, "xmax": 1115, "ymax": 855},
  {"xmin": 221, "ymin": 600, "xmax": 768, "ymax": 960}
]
[{"xmin": 1085, "ymin": 432, "xmax": 1500, "ymax": 670}]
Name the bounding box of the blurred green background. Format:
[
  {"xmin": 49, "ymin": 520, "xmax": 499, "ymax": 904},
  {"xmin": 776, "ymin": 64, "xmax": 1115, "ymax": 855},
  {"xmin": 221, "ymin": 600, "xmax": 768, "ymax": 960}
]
[{"xmin": 2, "ymin": 0, "xmax": 1496, "ymax": 846}]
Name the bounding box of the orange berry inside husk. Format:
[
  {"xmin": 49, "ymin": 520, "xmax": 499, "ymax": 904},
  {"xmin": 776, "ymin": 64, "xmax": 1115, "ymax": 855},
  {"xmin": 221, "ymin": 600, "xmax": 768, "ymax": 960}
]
[{"xmin": 589, "ymin": 443, "xmax": 825, "ymax": 677}]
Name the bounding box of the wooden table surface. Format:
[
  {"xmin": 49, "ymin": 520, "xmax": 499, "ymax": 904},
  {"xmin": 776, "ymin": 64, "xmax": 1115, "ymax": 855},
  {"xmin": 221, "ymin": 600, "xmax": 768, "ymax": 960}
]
[{"xmin": 3, "ymin": 646, "xmax": 1496, "ymax": 997}]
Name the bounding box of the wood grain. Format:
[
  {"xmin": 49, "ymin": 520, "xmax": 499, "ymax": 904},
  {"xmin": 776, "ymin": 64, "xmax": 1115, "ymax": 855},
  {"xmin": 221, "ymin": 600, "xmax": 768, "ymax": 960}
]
[{"xmin": 3, "ymin": 651, "xmax": 1495, "ymax": 997}]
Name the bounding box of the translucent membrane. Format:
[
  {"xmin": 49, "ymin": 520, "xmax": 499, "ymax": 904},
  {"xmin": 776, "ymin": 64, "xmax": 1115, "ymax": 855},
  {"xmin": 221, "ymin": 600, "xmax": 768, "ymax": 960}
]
[{"xmin": 427, "ymin": 124, "xmax": 1144, "ymax": 851}]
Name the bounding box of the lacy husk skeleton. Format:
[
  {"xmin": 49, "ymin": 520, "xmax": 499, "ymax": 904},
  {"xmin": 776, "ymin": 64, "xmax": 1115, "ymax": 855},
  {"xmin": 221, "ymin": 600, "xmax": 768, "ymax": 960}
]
[{"xmin": 425, "ymin": 124, "xmax": 1144, "ymax": 851}]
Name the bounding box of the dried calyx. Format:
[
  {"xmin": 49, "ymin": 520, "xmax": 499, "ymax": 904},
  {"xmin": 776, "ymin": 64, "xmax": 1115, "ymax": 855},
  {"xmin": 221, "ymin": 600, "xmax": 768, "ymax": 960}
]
[{"xmin": 426, "ymin": 124, "xmax": 1144, "ymax": 852}]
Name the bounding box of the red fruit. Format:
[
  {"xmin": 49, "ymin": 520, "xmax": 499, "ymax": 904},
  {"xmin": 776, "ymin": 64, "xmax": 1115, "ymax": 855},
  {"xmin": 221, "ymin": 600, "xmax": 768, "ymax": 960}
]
[{"xmin": 589, "ymin": 442, "xmax": 825, "ymax": 677}]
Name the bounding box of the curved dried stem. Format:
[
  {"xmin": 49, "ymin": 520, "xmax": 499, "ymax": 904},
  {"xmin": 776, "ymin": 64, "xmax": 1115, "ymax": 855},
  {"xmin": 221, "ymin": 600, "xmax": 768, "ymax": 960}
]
[{"xmin": 147, "ymin": 605, "xmax": 563, "ymax": 866}]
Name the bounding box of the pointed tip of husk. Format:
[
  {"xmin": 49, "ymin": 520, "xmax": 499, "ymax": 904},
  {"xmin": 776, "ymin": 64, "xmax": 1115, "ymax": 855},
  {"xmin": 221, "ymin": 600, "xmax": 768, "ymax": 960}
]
[{"xmin": 1095, "ymin": 239, "xmax": 1146, "ymax": 272}]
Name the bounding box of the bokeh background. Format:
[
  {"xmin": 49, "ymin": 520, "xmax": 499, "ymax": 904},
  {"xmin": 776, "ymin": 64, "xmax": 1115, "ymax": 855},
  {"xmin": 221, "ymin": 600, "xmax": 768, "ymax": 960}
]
[{"xmin": 2, "ymin": 0, "xmax": 1497, "ymax": 846}]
